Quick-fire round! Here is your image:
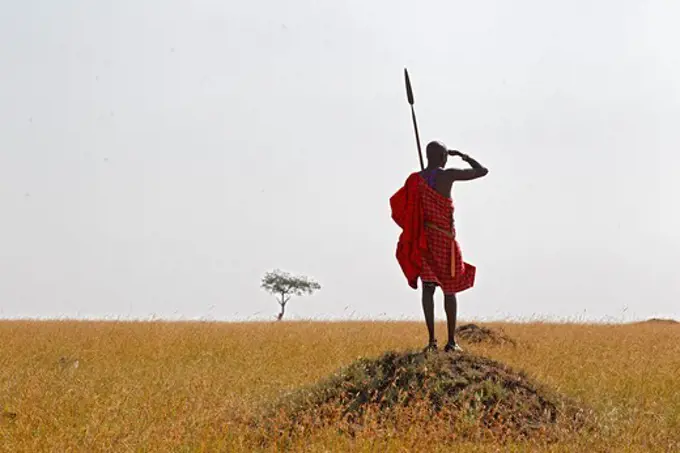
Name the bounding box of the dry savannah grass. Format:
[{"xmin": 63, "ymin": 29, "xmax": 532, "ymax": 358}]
[{"xmin": 1, "ymin": 320, "xmax": 679, "ymax": 452}]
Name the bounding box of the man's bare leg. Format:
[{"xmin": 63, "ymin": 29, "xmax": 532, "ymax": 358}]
[
  {"xmin": 444, "ymin": 293, "xmax": 462, "ymax": 351},
  {"xmin": 422, "ymin": 283, "xmax": 436, "ymax": 349}
]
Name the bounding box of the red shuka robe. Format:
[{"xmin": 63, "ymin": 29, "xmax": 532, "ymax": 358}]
[{"xmin": 390, "ymin": 172, "xmax": 476, "ymax": 295}]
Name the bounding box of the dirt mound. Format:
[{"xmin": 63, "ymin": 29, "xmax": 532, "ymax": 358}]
[
  {"xmin": 264, "ymin": 351, "xmax": 590, "ymax": 442},
  {"xmin": 456, "ymin": 323, "xmax": 516, "ymax": 346},
  {"xmin": 641, "ymin": 318, "xmax": 678, "ymax": 324}
]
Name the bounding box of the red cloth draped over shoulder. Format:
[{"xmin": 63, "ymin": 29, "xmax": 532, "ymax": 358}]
[{"xmin": 390, "ymin": 172, "xmax": 428, "ymax": 290}]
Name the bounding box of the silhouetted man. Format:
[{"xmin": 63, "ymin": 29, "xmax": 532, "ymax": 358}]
[{"xmin": 390, "ymin": 141, "xmax": 488, "ymax": 352}]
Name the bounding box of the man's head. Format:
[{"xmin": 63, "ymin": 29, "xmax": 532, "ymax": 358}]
[{"xmin": 426, "ymin": 141, "xmax": 447, "ymax": 168}]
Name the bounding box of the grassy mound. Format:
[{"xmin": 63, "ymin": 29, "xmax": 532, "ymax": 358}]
[
  {"xmin": 456, "ymin": 323, "xmax": 516, "ymax": 346},
  {"xmin": 641, "ymin": 318, "xmax": 678, "ymax": 324},
  {"xmin": 263, "ymin": 351, "xmax": 590, "ymax": 443}
]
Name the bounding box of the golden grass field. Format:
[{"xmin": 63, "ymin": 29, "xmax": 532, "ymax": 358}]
[{"xmin": 1, "ymin": 320, "xmax": 679, "ymax": 452}]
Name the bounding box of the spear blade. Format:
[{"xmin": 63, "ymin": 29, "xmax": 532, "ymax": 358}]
[
  {"xmin": 404, "ymin": 68, "xmax": 415, "ymax": 105},
  {"xmin": 404, "ymin": 68, "xmax": 424, "ymax": 170}
]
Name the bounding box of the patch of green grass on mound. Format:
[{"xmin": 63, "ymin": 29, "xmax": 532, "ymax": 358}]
[{"xmin": 261, "ymin": 351, "xmax": 592, "ymax": 444}]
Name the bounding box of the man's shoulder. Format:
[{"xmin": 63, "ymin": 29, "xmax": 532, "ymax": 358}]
[
  {"xmin": 406, "ymin": 172, "xmax": 422, "ymax": 182},
  {"xmin": 404, "ymin": 172, "xmax": 424, "ymax": 191}
]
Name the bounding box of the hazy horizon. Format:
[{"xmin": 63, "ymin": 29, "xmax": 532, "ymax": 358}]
[{"xmin": 2, "ymin": 0, "xmax": 679, "ymax": 322}]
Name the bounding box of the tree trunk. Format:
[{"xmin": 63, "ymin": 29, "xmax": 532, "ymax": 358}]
[{"xmin": 276, "ymin": 291, "xmax": 290, "ymax": 321}]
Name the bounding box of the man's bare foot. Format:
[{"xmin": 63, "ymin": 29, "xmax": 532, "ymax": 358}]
[
  {"xmin": 444, "ymin": 342, "xmax": 463, "ymax": 353},
  {"xmin": 423, "ymin": 340, "xmax": 438, "ymax": 353}
]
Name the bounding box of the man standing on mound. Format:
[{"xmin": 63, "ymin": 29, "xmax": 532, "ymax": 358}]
[{"xmin": 390, "ymin": 141, "xmax": 488, "ymax": 352}]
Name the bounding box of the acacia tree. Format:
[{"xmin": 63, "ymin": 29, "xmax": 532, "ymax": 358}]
[{"xmin": 261, "ymin": 269, "xmax": 321, "ymax": 321}]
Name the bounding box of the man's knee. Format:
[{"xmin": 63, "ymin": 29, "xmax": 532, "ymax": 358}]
[{"xmin": 422, "ymin": 283, "xmax": 436, "ymax": 296}]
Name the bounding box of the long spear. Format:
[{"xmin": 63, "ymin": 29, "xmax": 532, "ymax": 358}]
[{"xmin": 404, "ymin": 68, "xmax": 424, "ymax": 170}]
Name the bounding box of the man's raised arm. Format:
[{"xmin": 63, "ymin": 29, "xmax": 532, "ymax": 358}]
[{"xmin": 445, "ymin": 150, "xmax": 489, "ymax": 181}]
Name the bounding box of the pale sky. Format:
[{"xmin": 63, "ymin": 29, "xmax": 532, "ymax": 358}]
[{"xmin": 2, "ymin": 0, "xmax": 679, "ymax": 322}]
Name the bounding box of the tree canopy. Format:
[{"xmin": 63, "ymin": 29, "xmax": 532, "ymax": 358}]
[{"xmin": 261, "ymin": 269, "xmax": 321, "ymax": 320}]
